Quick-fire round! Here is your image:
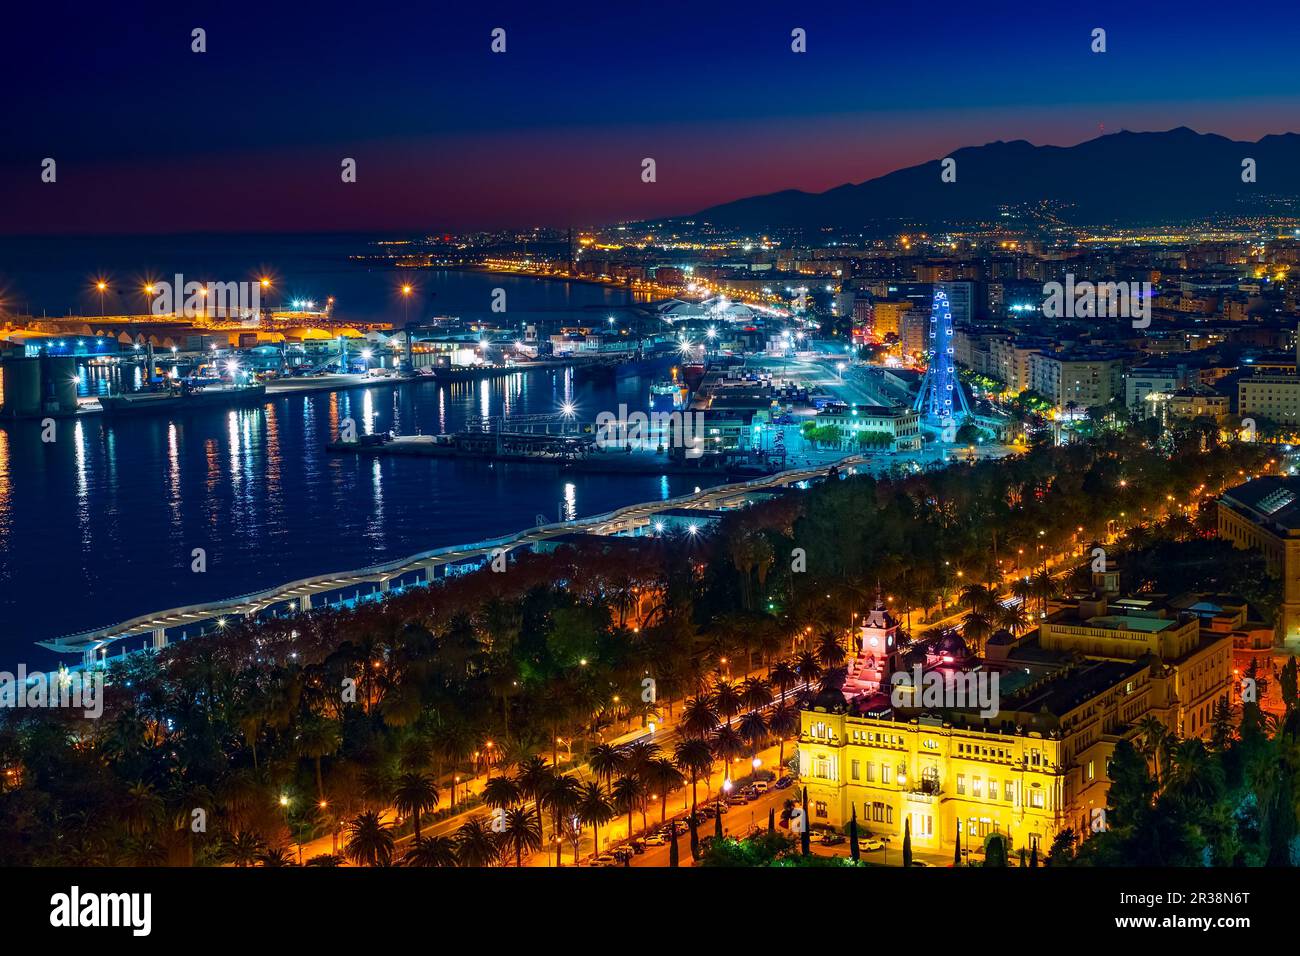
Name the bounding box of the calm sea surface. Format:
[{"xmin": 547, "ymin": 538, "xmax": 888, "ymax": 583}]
[{"xmin": 0, "ymin": 234, "xmax": 710, "ymax": 668}]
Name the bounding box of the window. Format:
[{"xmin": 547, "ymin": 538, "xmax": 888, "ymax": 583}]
[
  {"xmin": 865, "ymin": 763, "xmax": 876, "ymax": 783},
  {"xmin": 1029, "ymin": 789, "xmax": 1045, "ymax": 809},
  {"xmin": 1087, "ymin": 760, "xmax": 1095, "ymax": 782},
  {"xmin": 956, "ymin": 774, "xmax": 966, "ymax": 795},
  {"xmin": 1004, "ymin": 782, "xmax": 1015, "ymax": 803},
  {"xmin": 881, "ymin": 764, "xmax": 892, "ymax": 784},
  {"xmin": 815, "ymin": 756, "xmax": 830, "ymax": 779},
  {"xmin": 988, "ymin": 779, "xmax": 998, "ymax": 801},
  {"xmin": 972, "ymin": 777, "xmax": 983, "ymax": 798},
  {"xmin": 814, "ymin": 801, "xmax": 828, "ymax": 819},
  {"xmin": 851, "ymin": 760, "xmax": 861, "ymax": 781}
]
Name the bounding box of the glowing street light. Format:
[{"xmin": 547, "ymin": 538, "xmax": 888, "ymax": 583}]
[{"xmin": 94, "ymin": 279, "xmax": 108, "ymax": 316}]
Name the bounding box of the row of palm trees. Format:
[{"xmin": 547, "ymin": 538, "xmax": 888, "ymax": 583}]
[{"xmin": 331, "ymin": 671, "xmax": 809, "ymax": 866}]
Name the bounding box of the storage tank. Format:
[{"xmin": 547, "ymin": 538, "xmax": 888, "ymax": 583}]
[{"xmin": 0, "ymin": 358, "xmax": 42, "ymax": 418}]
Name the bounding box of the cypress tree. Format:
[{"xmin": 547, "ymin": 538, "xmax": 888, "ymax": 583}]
[
  {"xmin": 1029, "ymin": 844, "xmax": 1038, "ymax": 868},
  {"xmin": 849, "ymin": 806, "xmax": 860, "ymax": 862},
  {"xmin": 689, "ymin": 814, "xmax": 699, "ymax": 861},
  {"xmin": 902, "ymin": 817, "xmax": 912, "ymax": 867},
  {"xmin": 800, "ymin": 787, "xmax": 811, "ymax": 856},
  {"xmin": 715, "ymin": 802, "xmax": 724, "ymax": 840},
  {"xmin": 954, "ymin": 827, "xmax": 961, "ymax": 866},
  {"xmin": 768, "ymin": 807, "xmax": 775, "ymax": 835},
  {"xmin": 669, "ymin": 824, "xmax": 679, "ymax": 867}
]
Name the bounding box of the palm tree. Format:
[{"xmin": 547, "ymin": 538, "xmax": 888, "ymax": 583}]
[
  {"xmin": 768, "ymin": 659, "xmax": 800, "ymax": 700},
  {"xmin": 767, "ymin": 702, "xmax": 799, "ymax": 774},
  {"xmin": 1136, "ymin": 715, "xmax": 1171, "ymax": 792},
  {"xmin": 960, "ymin": 583, "xmax": 996, "ymax": 616},
  {"xmin": 713, "ymin": 680, "xmax": 742, "ymax": 727},
  {"xmin": 680, "ymin": 695, "xmax": 720, "ymax": 739},
  {"xmin": 1032, "ymin": 568, "xmax": 1057, "ymax": 615},
  {"xmin": 403, "ymin": 835, "xmax": 458, "ymax": 867},
  {"xmin": 794, "ymin": 650, "xmax": 823, "ymax": 692},
  {"xmin": 739, "ymin": 676, "xmax": 773, "ymax": 712},
  {"xmin": 611, "ymin": 773, "xmax": 647, "ymax": 841},
  {"xmin": 500, "ymin": 806, "xmax": 543, "ymax": 866},
  {"xmin": 392, "ymin": 772, "xmax": 439, "ymax": 843},
  {"xmin": 344, "ymin": 811, "xmax": 394, "ymax": 867},
  {"xmin": 645, "ymin": 758, "xmax": 685, "ymax": 822},
  {"xmin": 577, "ymin": 782, "xmax": 615, "ymax": 857},
  {"xmin": 223, "ymin": 830, "xmax": 264, "ymax": 867},
  {"xmin": 481, "ymin": 774, "xmax": 521, "ymax": 814},
  {"xmin": 295, "ymin": 715, "xmax": 342, "ymax": 804},
  {"xmin": 709, "ymin": 725, "xmax": 746, "ymax": 790},
  {"xmin": 963, "ymin": 611, "xmax": 992, "ymax": 656},
  {"xmin": 455, "ymin": 817, "xmax": 501, "ymax": 867},
  {"xmin": 515, "ymin": 755, "xmax": 555, "ymax": 835},
  {"xmin": 541, "ymin": 774, "xmax": 583, "ymax": 866},
  {"xmin": 738, "ymin": 710, "xmax": 768, "ymax": 772},
  {"xmin": 256, "ymin": 847, "xmax": 295, "ymax": 867},
  {"xmin": 994, "ymin": 602, "xmax": 1029, "ymax": 636},
  {"xmin": 586, "ymin": 743, "xmax": 628, "ymax": 785},
  {"xmin": 673, "ymin": 737, "xmax": 715, "ymax": 810},
  {"xmin": 816, "ymin": 633, "xmax": 846, "ymax": 669}
]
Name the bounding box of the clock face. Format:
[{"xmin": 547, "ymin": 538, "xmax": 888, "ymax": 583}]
[{"xmin": 887, "ymin": 636, "xmax": 894, "ymax": 650}]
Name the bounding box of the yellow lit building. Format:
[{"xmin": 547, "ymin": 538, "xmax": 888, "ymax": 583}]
[
  {"xmin": 799, "ymin": 657, "xmax": 1150, "ymax": 856},
  {"xmin": 798, "ymin": 594, "xmax": 1234, "ymax": 857}
]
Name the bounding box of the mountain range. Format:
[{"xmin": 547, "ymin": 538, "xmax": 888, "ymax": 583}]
[{"xmin": 688, "ymin": 128, "xmax": 1300, "ymax": 231}]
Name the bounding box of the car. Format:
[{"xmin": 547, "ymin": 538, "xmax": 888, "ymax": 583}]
[
  {"xmin": 590, "ymin": 853, "xmax": 619, "ymax": 867},
  {"xmin": 861, "ymin": 837, "xmax": 886, "ymax": 852},
  {"xmin": 642, "ymin": 832, "xmax": 669, "ymax": 846},
  {"xmin": 819, "ymin": 832, "xmax": 846, "ymax": 846},
  {"xmin": 773, "ymin": 776, "xmax": 794, "ymax": 790},
  {"xmin": 909, "ymin": 860, "xmax": 931, "ymax": 867},
  {"xmin": 740, "ymin": 786, "xmax": 758, "ymax": 799},
  {"xmin": 629, "ymin": 838, "xmax": 646, "ymax": 854},
  {"xmin": 752, "ymin": 780, "xmax": 769, "ymax": 794},
  {"xmin": 726, "ymin": 794, "xmax": 749, "ymax": 806},
  {"xmin": 699, "ymin": 804, "xmax": 718, "ymax": 818},
  {"xmin": 612, "ymin": 847, "xmax": 634, "ymax": 864}
]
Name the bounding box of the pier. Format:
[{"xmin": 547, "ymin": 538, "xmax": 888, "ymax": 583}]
[{"xmin": 36, "ymin": 456, "xmax": 866, "ymax": 665}]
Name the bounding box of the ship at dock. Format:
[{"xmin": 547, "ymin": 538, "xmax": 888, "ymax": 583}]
[
  {"xmin": 649, "ymin": 372, "xmax": 690, "ymax": 412},
  {"xmin": 98, "ymin": 382, "xmax": 267, "ymax": 415}
]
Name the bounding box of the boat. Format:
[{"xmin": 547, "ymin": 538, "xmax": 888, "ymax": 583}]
[
  {"xmin": 649, "ymin": 372, "xmax": 689, "ymax": 412},
  {"xmin": 99, "ymin": 383, "xmax": 267, "ymax": 415}
]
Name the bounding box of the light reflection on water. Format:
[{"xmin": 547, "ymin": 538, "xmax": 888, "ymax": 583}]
[{"xmin": 0, "ymin": 368, "xmax": 719, "ymax": 665}]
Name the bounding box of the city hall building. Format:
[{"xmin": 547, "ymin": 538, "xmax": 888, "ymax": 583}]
[{"xmin": 798, "ymin": 594, "xmax": 1233, "ymax": 857}]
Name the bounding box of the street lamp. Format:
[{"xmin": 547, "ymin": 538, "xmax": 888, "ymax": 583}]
[{"xmin": 95, "ymin": 280, "xmax": 108, "ymax": 317}]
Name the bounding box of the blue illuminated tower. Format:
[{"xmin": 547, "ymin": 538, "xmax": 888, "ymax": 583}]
[{"xmin": 913, "ymin": 287, "xmax": 971, "ymax": 431}]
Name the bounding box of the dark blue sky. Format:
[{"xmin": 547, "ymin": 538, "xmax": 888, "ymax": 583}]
[{"xmin": 2, "ymin": 0, "xmax": 1298, "ymax": 233}]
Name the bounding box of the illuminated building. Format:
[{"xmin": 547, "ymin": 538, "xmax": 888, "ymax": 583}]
[
  {"xmin": 1219, "ymin": 477, "xmax": 1300, "ymax": 648},
  {"xmin": 798, "ymin": 592, "xmax": 1233, "ymax": 857}
]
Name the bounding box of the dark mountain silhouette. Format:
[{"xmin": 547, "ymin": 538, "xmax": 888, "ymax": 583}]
[{"xmin": 689, "ymin": 128, "xmax": 1300, "ymax": 230}]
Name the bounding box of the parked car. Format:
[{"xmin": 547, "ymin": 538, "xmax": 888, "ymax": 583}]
[
  {"xmin": 753, "ymin": 780, "xmax": 769, "ymax": 794},
  {"xmin": 590, "ymin": 853, "xmax": 619, "ymax": 867},
  {"xmin": 726, "ymin": 794, "xmax": 749, "ymax": 806},
  {"xmin": 643, "ymin": 832, "xmax": 669, "ymax": 846},
  {"xmin": 612, "ymin": 847, "xmax": 634, "ymax": 864},
  {"xmin": 819, "ymin": 831, "xmax": 846, "ymax": 846},
  {"xmin": 909, "ymin": 860, "xmax": 931, "ymax": 867},
  {"xmin": 861, "ymin": 837, "xmax": 886, "ymax": 852},
  {"xmin": 629, "ymin": 838, "xmax": 647, "ymax": 854},
  {"xmin": 774, "ymin": 776, "xmax": 795, "ymax": 790}
]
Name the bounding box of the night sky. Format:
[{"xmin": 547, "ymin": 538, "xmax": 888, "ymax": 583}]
[{"xmin": 3, "ymin": 0, "xmax": 1299, "ymax": 234}]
